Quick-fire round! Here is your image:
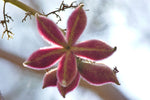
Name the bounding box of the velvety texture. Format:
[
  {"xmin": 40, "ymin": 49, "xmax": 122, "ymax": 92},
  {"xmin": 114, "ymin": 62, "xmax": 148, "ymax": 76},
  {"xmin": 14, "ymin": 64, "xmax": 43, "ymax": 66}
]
[
  {"xmin": 24, "ymin": 4, "xmax": 119, "ymax": 98},
  {"xmin": 57, "ymin": 52, "xmax": 77, "ymax": 87},
  {"xmin": 78, "ymin": 62, "xmax": 120, "ymax": 85},
  {"xmin": 23, "ymin": 47, "xmax": 65, "ymax": 70},
  {"xmin": 36, "ymin": 14, "xmax": 67, "ymax": 47},
  {"xmin": 72, "ymin": 40, "xmax": 116, "ymax": 60},
  {"xmin": 43, "ymin": 68, "xmax": 57, "ymax": 88},
  {"xmin": 66, "ymin": 4, "xmax": 86, "ymax": 46},
  {"xmin": 57, "ymin": 73, "xmax": 80, "ymax": 98}
]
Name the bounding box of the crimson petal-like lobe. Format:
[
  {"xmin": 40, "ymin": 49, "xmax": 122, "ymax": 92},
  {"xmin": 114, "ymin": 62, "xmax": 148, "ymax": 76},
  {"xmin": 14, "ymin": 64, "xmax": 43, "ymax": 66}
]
[
  {"xmin": 78, "ymin": 62, "xmax": 120, "ymax": 85},
  {"xmin": 36, "ymin": 14, "xmax": 67, "ymax": 47},
  {"xmin": 57, "ymin": 51, "xmax": 77, "ymax": 87},
  {"xmin": 23, "ymin": 47, "xmax": 65, "ymax": 70},
  {"xmin": 72, "ymin": 40, "xmax": 116, "ymax": 60},
  {"xmin": 66, "ymin": 4, "xmax": 87, "ymax": 46},
  {"xmin": 43, "ymin": 68, "xmax": 57, "ymax": 88},
  {"xmin": 57, "ymin": 73, "xmax": 80, "ymax": 98}
]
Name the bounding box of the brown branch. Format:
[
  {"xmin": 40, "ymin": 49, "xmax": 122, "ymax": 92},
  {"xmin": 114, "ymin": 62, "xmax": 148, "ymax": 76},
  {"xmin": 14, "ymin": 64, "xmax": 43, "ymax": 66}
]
[
  {"xmin": 0, "ymin": 49, "xmax": 44, "ymax": 74},
  {"xmin": 80, "ymin": 79, "xmax": 129, "ymax": 100},
  {"xmin": 0, "ymin": 49, "xmax": 128, "ymax": 99}
]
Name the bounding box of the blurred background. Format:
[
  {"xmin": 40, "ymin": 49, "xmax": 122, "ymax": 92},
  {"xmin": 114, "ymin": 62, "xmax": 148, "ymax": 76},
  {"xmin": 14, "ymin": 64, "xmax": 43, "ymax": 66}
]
[{"xmin": 0, "ymin": 0, "xmax": 150, "ymax": 100}]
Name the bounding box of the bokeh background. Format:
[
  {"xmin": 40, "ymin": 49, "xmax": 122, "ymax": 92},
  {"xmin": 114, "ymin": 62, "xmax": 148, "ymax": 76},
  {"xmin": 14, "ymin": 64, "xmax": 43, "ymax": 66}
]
[{"xmin": 0, "ymin": 0, "xmax": 150, "ymax": 100}]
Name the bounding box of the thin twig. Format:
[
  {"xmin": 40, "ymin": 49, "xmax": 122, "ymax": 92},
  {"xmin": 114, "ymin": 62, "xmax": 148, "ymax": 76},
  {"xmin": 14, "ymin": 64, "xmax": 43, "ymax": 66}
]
[
  {"xmin": 46, "ymin": 1, "xmax": 78, "ymax": 16},
  {"xmin": 0, "ymin": 1, "xmax": 14, "ymax": 39},
  {"xmin": 45, "ymin": 1, "xmax": 79, "ymax": 24},
  {"xmin": 22, "ymin": 11, "xmax": 32, "ymax": 22}
]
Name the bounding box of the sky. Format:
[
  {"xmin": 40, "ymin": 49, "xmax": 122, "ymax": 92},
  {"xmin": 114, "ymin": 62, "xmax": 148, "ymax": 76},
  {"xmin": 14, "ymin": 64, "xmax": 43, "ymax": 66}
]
[{"xmin": 1, "ymin": 0, "xmax": 150, "ymax": 100}]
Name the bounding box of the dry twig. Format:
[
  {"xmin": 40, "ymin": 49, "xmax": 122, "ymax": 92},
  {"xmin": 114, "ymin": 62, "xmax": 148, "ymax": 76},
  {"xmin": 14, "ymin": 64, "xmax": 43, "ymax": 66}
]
[
  {"xmin": 22, "ymin": 11, "xmax": 32, "ymax": 22},
  {"xmin": 0, "ymin": 1, "xmax": 14, "ymax": 39},
  {"xmin": 45, "ymin": 1, "xmax": 79, "ymax": 24}
]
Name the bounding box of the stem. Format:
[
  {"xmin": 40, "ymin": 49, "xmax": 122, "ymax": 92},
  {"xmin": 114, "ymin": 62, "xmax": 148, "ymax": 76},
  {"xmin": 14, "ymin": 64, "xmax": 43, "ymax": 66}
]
[
  {"xmin": 3, "ymin": 1, "xmax": 7, "ymax": 30},
  {"xmin": 2, "ymin": 1, "xmax": 14, "ymax": 39},
  {"xmin": 3, "ymin": 0, "xmax": 42, "ymax": 15}
]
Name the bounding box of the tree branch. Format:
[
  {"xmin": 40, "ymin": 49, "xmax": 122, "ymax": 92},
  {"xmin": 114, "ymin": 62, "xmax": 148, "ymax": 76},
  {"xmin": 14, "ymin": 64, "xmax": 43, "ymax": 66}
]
[
  {"xmin": 0, "ymin": 48, "xmax": 128, "ymax": 100},
  {"xmin": 0, "ymin": 49, "xmax": 44, "ymax": 74},
  {"xmin": 80, "ymin": 79, "xmax": 129, "ymax": 100},
  {"xmin": 3, "ymin": 0, "xmax": 42, "ymax": 15}
]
